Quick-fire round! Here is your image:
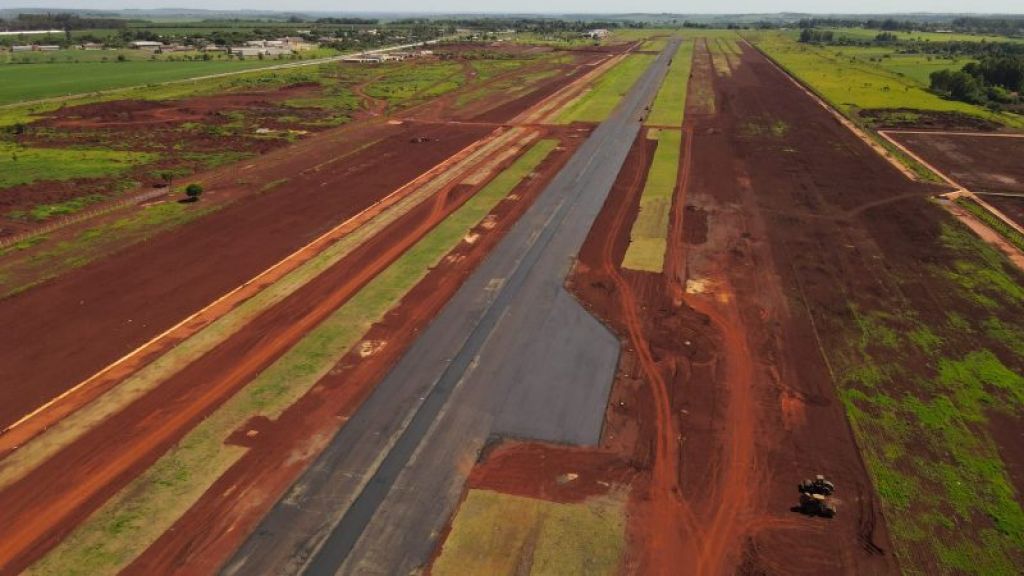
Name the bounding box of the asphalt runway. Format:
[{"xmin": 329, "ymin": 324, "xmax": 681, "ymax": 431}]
[{"xmin": 224, "ymin": 38, "xmax": 679, "ymax": 576}]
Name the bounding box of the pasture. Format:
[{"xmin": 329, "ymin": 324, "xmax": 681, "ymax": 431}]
[{"xmin": 749, "ymin": 32, "xmax": 1024, "ymax": 128}]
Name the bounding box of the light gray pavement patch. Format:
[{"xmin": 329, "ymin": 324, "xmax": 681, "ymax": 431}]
[{"xmin": 223, "ymin": 38, "xmax": 679, "ymax": 576}]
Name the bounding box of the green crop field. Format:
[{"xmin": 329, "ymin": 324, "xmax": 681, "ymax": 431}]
[
  {"xmin": 0, "ymin": 59, "xmax": 293, "ymax": 106},
  {"xmin": 748, "ymin": 32, "xmax": 1024, "ymax": 129},
  {"xmin": 646, "ymin": 39, "xmax": 693, "ymax": 126},
  {"xmin": 622, "ymin": 128, "xmax": 681, "ymax": 272},
  {"xmin": 557, "ymin": 53, "xmax": 655, "ymax": 124}
]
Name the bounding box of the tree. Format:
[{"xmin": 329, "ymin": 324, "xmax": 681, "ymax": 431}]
[
  {"xmin": 185, "ymin": 183, "xmax": 204, "ymax": 202},
  {"xmin": 157, "ymin": 170, "xmax": 176, "ymax": 189}
]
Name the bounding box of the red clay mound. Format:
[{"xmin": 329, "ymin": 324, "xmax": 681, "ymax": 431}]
[{"xmin": 469, "ymin": 441, "xmax": 637, "ymax": 503}]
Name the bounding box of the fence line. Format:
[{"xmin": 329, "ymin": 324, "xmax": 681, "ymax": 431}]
[{"xmin": 0, "ymin": 187, "xmax": 170, "ymax": 251}]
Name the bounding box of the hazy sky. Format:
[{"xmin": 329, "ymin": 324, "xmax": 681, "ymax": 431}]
[{"xmin": 4, "ymin": 1, "xmax": 1024, "ymax": 15}]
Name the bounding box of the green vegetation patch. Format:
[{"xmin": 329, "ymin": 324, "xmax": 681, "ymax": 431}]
[
  {"xmin": 432, "ymin": 489, "xmax": 626, "ymax": 576},
  {"xmin": 822, "ymin": 219, "xmax": 1024, "ymax": 574},
  {"xmin": 27, "ymin": 139, "xmax": 559, "ymax": 575},
  {"xmin": 0, "ymin": 143, "xmax": 154, "ymax": 189},
  {"xmin": 556, "ymin": 54, "xmax": 655, "ymax": 124},
  {"xmin": 0, "ymin": 201, "xmax": 214, "ymax": 299},
  {"xmin": 646, "ymin": 39, "xmax": 693, "ymax": 127},
  {"xmin": 956, "ymin": 196, "xmax": 1024, "ymax": 254},
  {"xmin": 622, "ymin": 129, "xmax": 681, "ymax": 272},
  {"xmin": 0, "ymin": 59, "xmax": 280, "ymax": 106},
  {"xmin": 362, "ymin": 61, "xmax": 466, "ymax": 106},
  {"xmin": 749, "ymin": 32, "xmax": 1024, "ymax": 129}
]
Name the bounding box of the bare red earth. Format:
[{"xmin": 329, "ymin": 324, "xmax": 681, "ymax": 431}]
[
  {"xmin": 0, "ymin": 121, "xmax": 489, "ymax": 430},
  {"xmin": 570, "ymin": 38, "xmax": 904, "ymax": 575},
  {"xmin": 888, "ymin": 132, "xmax": 1024, "ymax": 194},
  {"xmin": 122, "ymin": 132, "xmax": 580, "ymax": 575}
]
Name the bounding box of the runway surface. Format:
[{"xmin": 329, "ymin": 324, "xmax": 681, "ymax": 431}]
[{"xmin": 225, "ymin": 39, "xmax": 679, "ymax": 576}]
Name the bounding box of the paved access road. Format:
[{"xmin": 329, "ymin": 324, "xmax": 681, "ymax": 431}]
[{"xmin": 225, "ymin": 38, "xmax": 680, "ymax": 576}]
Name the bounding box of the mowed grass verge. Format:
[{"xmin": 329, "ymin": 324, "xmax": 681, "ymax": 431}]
[
  {"xmin": 26, "ymin": 138, "xmax": 559, "ymax": 575},
  {"xmin": 645, "ymin": 39, "xmax": 692, "ymax": 127},
  {"xmin": 432, "ymin": 489, "xmax": 626, "ymax": 576},
  {"xmin": 556, "ymin": 54, "xmax": 655, "ymax": 124},
  {"xmin": 622, "ymin": 129, "xmax": 681, "ymax": 272}
]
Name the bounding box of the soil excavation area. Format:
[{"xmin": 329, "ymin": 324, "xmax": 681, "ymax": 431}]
[
  {"xmin": 887, "ymin": 131, "xmax": 1024, "ymax": 195},
  {"xmin": 0, "ymin": 45, "xmax": 608, "ymax": 431},
  {"xmin": 0, "ymin": 41, "xmax": 614, "ymax": 572},
  {"xmin": 430, "ymin": 36, "xmax": 989, "ymax": 575}
]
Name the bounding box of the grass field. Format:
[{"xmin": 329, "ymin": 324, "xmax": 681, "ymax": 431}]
[
  {"xmin": 645, "ymin": 39, "xmax": 692, "ymax": 127},
  {"xmin": 622, "ymin": 128, "xmax": 681, "ymax": 272},
  {"xmin": 0, "ymin": 142, "xmax": 154, "ymax": 189},
  {"xmin": 432, "ymin": 489, "xmax": 626, "ymax": 576},
  {"xmin": 749, "ymin": 32, "xmax": 1024, "ymax": 129},
  {"xmin": 0, "ymin": 59, "xmax": 299, "ymax": 106},
  {"xmin": 26, "ymin": 139, "xmax": 559, "ymax": 575},
  {"xmin": 556, "ymin": 54, "xmax": 655, "ymax": 124}
]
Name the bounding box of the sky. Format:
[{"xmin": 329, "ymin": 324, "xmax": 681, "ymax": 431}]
[{"xmin": 3, "ymin": 0, "xmax": 1024, "ymax": 14}]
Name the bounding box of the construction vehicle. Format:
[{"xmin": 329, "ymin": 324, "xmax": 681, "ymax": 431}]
[
  {"xmin": 799, "ymin": 474, "xmax": 835, "ymax": 496},
  {"xmin": 799, "ymin": 492, "xmax": 837, "ymax": 518}
]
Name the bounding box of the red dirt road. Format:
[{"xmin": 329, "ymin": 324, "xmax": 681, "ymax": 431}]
[{"xmin": 566, "ymin": 38, "xmax": 901, "ymax": 575}]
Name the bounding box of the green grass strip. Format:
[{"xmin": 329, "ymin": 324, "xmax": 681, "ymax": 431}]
[
  {"xmin": 957, "ymin": 197, "xmax": 1024, "ymax": 254},
  {"xmin": 622, "ymin": 129, "xmax": 681, "ymax": 273},
  {"xmin": 27, "ymin": 138, "xmax": 559, "ymax": 576},
  {"xmin": 433, "ymin": 489, "xmax": 626, "ymax": 576},
  {"xmin": 556, "ymin": 54, "xmax": 655, "ymax": 124},
  {"xmin": 646, "ymin": 39, "xmax": 693, "ymax": 127}
]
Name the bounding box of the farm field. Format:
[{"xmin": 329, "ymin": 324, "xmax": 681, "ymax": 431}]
[
  {"xmin": 2, "ymin": 13, "xmax": 1024, "ymax": 576},
  {"xmin": 0, "ymin": 58, "xmax": 323, "ymax": 105},
  {"xmin": 748, "ymin": 31, "xmax": 1024, "ymax": 129}
]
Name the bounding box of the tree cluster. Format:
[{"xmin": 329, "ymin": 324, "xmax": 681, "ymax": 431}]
[
  {"xmin": 798, "ymin": 29, "xmax": 834, "ymax": 44},
  {"xmin": 931, "ymin": 55, "xmax": 1024, "ymax": 109}
]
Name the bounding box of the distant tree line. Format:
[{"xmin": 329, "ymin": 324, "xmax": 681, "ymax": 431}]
[
  {"xmin": 794, "ymin": 16, "xmax": 1024, "ymax": 37},
  {"xmin": 798, "ymin": 29, "xmax": 834, "ymax": 44},
  {"xmin": 930, "ymin": 56, "xmax": 1024, "ymax": 110},
  {"xmin": 0, "ymin": 13, "xmax": 130, "ymax": 32}
]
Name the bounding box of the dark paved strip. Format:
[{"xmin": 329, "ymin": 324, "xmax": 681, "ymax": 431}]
[{"xmin": 224, "ymin": 39, "xmax": 679, "ymax": 576}]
